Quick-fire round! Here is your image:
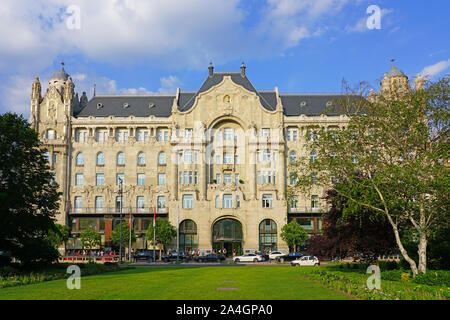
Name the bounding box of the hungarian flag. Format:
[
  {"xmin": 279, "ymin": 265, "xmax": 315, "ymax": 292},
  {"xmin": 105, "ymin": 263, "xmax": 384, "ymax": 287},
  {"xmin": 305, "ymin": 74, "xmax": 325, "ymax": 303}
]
[
  {"xmin": 128, "ymin": 209, "xmax": 132, "ymax": 228},
  {"xmin": 153, "ymin": 207, "xmax": 156, "ymax": 227}
]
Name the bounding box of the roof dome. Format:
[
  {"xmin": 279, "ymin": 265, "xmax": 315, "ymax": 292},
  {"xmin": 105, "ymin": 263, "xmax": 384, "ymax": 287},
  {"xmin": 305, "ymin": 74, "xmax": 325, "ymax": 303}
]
[
  {"xmin": 386, "ymin": 61, "xmax": 406, "ymax": 77},
  {"xmin": 51, "ymin": 65, "xmax": 70, "ymax": 80}
]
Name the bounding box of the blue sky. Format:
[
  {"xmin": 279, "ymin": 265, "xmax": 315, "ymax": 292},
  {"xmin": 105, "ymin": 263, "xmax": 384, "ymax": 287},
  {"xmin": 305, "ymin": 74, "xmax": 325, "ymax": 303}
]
[{"xmin": 0, "ymin": 0, "xmax": 449, "ymax": 117}]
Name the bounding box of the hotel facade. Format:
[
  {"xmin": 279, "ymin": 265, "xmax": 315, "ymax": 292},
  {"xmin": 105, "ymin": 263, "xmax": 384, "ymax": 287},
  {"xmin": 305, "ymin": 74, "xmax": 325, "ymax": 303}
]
[{"xmin": 29, "ymin": 62, "xmax": 416, "ymax": 255}]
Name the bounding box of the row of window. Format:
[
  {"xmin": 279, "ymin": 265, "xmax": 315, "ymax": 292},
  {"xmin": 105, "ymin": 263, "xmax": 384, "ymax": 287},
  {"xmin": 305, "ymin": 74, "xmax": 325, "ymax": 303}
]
[
  {"xmin": 74, "ymin": 195, "xmax": 167, "ymax": 210},
  {"xmin": 76, "ymin": 152, "xmax": 167, "ymax": 166},
  {"xmin": 74, "ymin": 129, "xmax": 171, "ymax": 143},
  {"xmin": 74, "ymin": 173, "xmax": 167, "ymax": 186},
  {"xmin": 214, "ymin": 173, "xmax": 240, "ymax": 184}
]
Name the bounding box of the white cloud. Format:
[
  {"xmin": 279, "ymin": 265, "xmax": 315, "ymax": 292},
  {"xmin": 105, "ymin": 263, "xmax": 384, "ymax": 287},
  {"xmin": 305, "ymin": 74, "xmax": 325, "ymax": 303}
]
[
  {"xmin": 421, "ymin": 59, "xmax": 450, "ymax": 79},
  {"xmin": 1, "ymin": 75, "xmax": 34, "ymax": 116},
  {"xmin": 260, "ymin": 0, "xmax": 350, "ymax": 49}
]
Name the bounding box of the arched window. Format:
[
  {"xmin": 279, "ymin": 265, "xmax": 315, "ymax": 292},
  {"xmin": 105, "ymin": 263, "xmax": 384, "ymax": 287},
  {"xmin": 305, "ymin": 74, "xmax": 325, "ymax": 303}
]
[
  {"xmin": 137, "ymin": 152, "xmax": 145, "ymax": 165},
  {"xmin": 259, "ymin": 219, "xmax": 277, "ymax": 252},
  {"xmin": 289, "ymin": 151, "xmax": 297, "ymax": 164},
  {"xmin": 117, "ymin": 152, "xmax": 125, "ymax": 165},
  {"xmin": 158, "ymin": 152, "xmax": 166, "ymax": 165},
  {"xmin": 97, "ymin": 153, "xmax": 105, "ymax": 166},
  {"xmin": 310, "ymin": 151, "xmax": 317, "ymax": 163},
  {"xmin": 76, "ymin": 153, "xmax": 84, "ymax": 166},
  {"xmin": 179, "ymin": 220, "xmax": 198, "ymax": 252}
]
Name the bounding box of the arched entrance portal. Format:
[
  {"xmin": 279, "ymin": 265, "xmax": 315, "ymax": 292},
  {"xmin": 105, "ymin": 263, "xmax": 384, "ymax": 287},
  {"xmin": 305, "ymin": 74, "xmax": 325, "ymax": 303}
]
[
  {"xmin": 179, "ymin": 220, "xmax": 198, "ymax": 253},
  {"xmin": 212, "ymin": 218, "xmax": 243, "ymax": 257}
]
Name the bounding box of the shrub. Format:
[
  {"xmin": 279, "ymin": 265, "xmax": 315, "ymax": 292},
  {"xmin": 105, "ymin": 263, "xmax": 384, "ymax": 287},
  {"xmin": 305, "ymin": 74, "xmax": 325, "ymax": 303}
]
[{"xmin": 413, "ymin": 271, "xmax": 450, "ymax": 287}]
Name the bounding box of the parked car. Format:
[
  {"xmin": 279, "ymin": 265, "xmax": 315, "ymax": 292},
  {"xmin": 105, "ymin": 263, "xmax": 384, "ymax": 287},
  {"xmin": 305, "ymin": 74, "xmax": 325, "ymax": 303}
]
[
  {"xmin": 268, "ymin": 251, "xmax": 285, "ymax": 261},
  {"xmin": 196, "ymin": 254, "xmax": 225, "ymax": 263},
  {"xmin": 133, "ymin": 251, "xmax": 159, "ymax": 262},
  {"xmin": 291, "ymin": 255, "xmax": 320, "ymax": 267},
  {"xmin": 255, "ymin": 252, "xmax": 269, "ymax": 261},
  {"xmin": 276, "ymin": 252, "xmax": 304, "ymax": 262},
  {"xmin": 162, "ymin": 252, "xmax": 190, "ymax": 262},
  {"xmin": 233, "ymin": 253, "xmax": 263, "ymax": 263}
]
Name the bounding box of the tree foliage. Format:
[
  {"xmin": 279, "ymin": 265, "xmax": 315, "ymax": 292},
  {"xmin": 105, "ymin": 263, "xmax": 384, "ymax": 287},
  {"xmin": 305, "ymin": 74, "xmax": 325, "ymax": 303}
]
[
  {"xmin": 307, "ymin": 189, "xmax": 397, "ymax": 261},
  {"xmin": 280, "ymin": 221, "xmax": 309, "ymax": 252},
  {"xmin": 0, "ymin": 113, "xmax": 61, "ymax": 266},
  {"xmin": 80, "ymin": 228, "xmax": 101, "ymax": 250},
  {"xmin": 110, "ymin": 222, "xmax": 136, "ymax": 248},
  {"xmin": 146, "ymin": 218, "xmax": 176, "ymax": 252},
  {"xmin": 290, "ymin": 76, "xmax": 449, "ymax": 276}
]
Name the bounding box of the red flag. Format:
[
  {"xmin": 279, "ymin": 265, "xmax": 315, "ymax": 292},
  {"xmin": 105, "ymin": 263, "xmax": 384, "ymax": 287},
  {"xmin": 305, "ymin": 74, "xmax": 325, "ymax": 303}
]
[{"xmin": 153, "ymin": 207, "xmax": 156, "ymax": 227}]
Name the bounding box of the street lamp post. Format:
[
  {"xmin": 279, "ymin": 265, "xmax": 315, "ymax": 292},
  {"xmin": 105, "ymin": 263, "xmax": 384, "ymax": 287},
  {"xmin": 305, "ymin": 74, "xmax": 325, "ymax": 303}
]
[{"xmin": 118, "ymin": 177, "xmax": 123, "ymax": 264}]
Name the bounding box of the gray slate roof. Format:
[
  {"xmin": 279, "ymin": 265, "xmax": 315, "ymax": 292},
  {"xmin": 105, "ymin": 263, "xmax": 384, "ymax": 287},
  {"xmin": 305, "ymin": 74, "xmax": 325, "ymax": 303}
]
[
  {"xmin": 51, "ymin": 67, "xmax": 70, "ymax": 80},
  {"xmin": 74, "ymin": 72, "xmax": 354, "ymax": 118},
  {"xmin": 386, "ymin": 63, "xmax": 406, "ymax": 77}
]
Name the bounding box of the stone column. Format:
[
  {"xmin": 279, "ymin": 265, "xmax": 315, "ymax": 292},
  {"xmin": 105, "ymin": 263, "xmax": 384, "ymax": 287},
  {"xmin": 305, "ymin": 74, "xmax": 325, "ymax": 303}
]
[
  {"xmin": 278, "ymin": 148, "xmax": 286, "ymax": 200},
  {"xmin": 249, "ymin": 150, "xmax": 257, "ymax": 200},
  {"xmin": 171, "ymin": 150, "xmax": 178, "ymax": 200}
]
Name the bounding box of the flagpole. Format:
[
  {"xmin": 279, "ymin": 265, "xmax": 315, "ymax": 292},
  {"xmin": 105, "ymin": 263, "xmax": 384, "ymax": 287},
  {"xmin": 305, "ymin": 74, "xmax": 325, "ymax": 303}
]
[{"xmin": 129, "ymin": 207, "xmax": 132, "ymax": 262}]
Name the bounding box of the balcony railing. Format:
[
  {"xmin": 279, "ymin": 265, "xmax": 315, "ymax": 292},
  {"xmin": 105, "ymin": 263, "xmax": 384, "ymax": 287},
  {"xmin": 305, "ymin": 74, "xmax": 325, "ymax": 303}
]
[
  {"xmin": 288, "ymin": 206, "xmax": 325, "ymax": 214},
  {"xmin": 70, "ymin": 207, "xmax": 168, "ymax": 215}
]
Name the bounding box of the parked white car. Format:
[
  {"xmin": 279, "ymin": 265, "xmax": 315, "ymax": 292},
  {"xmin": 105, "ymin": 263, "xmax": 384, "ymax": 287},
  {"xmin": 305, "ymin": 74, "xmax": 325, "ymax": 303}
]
[
  {"xmin": 233, "ymin": 253, "xmax": 263, "ymax": 263},
  {"xmin": 268, "ymin": 251, "xmax": 285, "ymax": 261},
  {"xmin": 291, "ymin": 255, "xmax": 320, "ymax": 267}
]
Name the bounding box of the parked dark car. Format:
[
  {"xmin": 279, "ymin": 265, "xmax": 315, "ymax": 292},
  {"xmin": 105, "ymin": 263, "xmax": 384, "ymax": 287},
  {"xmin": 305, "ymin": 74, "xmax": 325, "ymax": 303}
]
[
  {"xmin": 133, "ymin": 251, "xmax": 159, "ymax": 262},
  {"xmin": 196, "ymin": 254, "xmax": 226, "ymax": 263},
  {"xmin": 162, "ymin": 252, "xmax": 190, "ymax": 262},
  {"xmin": 255, "ymin": 252, "xmax": 269, "ymax": 261},
  {"xmin": 276, "ymin": 252, "xmax": 304, "ymax": 262}
]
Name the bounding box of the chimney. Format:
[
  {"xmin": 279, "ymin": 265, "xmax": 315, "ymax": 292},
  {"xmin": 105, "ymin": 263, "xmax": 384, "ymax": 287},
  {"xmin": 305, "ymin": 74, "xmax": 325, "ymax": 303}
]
[
  {"xmin": 208, "ymin": 62, "xmax": 214, "ymax": 77},
  {"xmin": 241, "ymin": 61, "xmax": 246, "ymax": 77}
]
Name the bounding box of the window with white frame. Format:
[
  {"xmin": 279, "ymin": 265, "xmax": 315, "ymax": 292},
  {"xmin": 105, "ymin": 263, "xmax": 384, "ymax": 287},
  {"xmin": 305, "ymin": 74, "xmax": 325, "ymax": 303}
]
[
  {"xmin": 47, "ymin": 129, "xmax": 56, "ymax": 140},
  {"xmin": 137, "ymin": 174, "xmax": 145, "ymax": 186},
  {"xmin": 157, "ymin": 196, "xmax": 166, "ymax": 208},
  {"xmin": 137, "ymin": 196, "xmax": 145, "ymax": 210},
  {"xmin": 289, "ymin": 151, "xmax": 297, "ymax": 164},
  {"xmin": 116, "ymin": 129, "xmax": 128, "ymax": 142},
  {"xmin": 116, "ymin": 173, "xmax": 124, "ymax": 186},
  {"xmin": 76, "ymin": 153, "xmax": 84, "ymax": 166},
  {"xmin": 215, "ymin": 196, "xmax": 220, "ymax": 208},
  {"xmin": 157, "ymin": 129, "xmax": 169, "ymax": 142},
  {"xmin": 97, "ymin": 153, "xmax": 105, "ymax": 166},
  {"xmin": 158, "ymin": 173, "xmax": 166, "ymax": 185},
  {"xmin": 74, "ymin": 196, "xmax": 82, "ymax": 212},
  {"xmin": 137, "ymin": 152, "xmax": 146, "ymax": 165},
  {"xmin": 223, "ymin": 153, "xmax": 233, "ymax": 164},
  {"xmin": 96, "ymin": 173, "xmax": 104, "ymax": 186},
  {"xmin": 95, "ymin": 130, "xmax": 108, "ymax": 142},
  {"xmin": 223, "ymin": 174, "xmax": 232, "ymax": 184},
  {"xmin": 311, "ymin": 195, "xmax": 319, "ymax": 209},
  {"xmin": 117, "ymin": 152, "xmax": 125, "ymax": 165},
  {"xmin": 223, "ymin": 128, "xmax": 233, "ymax": 141},
  {"xmin": 158, "ymin": 152, "xmax": 166, "ymax": 165},
  {"xmin": 75, "ymin": 129, "xmax": 87, "ymax": 142},
  {"xmin": 222, "ymin": 194, "xmax": 233, "ymax": 208},
  {"xmin": 95, "ymin": 196, "xmax": 103, "ymax": 211},
  {"xmin": 75, "ymin": 174, "xmax": 84, "ymax": 186},
  {"xmin": 262, "ymin": 194, "xmax": 273, "ymax": 208},
  {"xmin": 136, "ymin": 128, "xmax": 149, "ymax": 142},
  {"xmin": 182, "ymin": 194, "xmax": 194, "ymax": 209}
]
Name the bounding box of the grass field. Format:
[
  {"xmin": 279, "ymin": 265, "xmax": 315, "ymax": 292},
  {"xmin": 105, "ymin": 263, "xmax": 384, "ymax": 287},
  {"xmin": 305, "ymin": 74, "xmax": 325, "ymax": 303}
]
[{"xmin": 0, "ymin": 266, "xmax": 352, "ymax": 300}]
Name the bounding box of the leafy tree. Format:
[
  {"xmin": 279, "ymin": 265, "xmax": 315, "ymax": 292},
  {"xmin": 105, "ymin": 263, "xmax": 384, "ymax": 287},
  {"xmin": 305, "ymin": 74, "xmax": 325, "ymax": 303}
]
[
  {"xmin": 80, "ymin": 228, "xmax": 101, "ymax": 251},
  {"xmin": 146, "ymin": 218, "xmax": 176, "ymax": 257},
  {"xmin": 307, "ymin": 189, "xmax": 397, "ymax": 261},
  {"xmin": 280, "ymin": 221, "xmax": 309, "ymax": 252},
  {"xmin": 290, "ymin": 77, "xmax": 449, "ymax": 276},
  {"xmin": 47, "ymin": 224, "xmax": 71, "ymax": 251},
  {"xmin": 110, "ymin": 222, "xmax": 136, "ymax": 248},
  {"xmin": 0, "ymin": 113, "xmax": 61, "ymax": 266}
]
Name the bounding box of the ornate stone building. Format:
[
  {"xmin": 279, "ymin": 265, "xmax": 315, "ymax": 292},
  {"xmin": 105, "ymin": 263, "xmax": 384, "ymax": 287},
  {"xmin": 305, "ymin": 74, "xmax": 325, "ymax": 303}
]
[{"xmin": 30, "ymin": 61, "xmax": 420, "ymax": 255}]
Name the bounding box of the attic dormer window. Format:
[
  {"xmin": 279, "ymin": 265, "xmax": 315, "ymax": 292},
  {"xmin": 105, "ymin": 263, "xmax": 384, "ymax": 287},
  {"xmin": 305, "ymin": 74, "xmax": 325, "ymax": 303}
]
[
  {"xmin": 97, "ymin": 103, "xmax": 103, "ymax": 109},
  {"xmin": 149, "ymin": 103, "xmax": 155, "ymax": 108},
  {"xmin": 300, "ymin": 101, "xmax": 307, "ymax": 107},
  {"xmin": 123, "ymin": 103, "xmax": 129, "ymax": 109},
  {"xmin": 326, "ymin": 101, "xmax": 333, "ymax": 107}
]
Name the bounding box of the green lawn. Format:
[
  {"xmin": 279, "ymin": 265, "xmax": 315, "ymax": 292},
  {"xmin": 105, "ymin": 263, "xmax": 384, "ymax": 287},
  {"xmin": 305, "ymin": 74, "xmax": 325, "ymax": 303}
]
[{"xmin": 0, "ymin": 266, "xmax": 352, "ymax": 300}]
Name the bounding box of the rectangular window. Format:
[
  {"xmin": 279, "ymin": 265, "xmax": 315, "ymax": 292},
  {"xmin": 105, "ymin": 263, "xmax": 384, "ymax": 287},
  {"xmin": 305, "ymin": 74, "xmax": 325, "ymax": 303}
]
[
  {"xmin": 261, "ymin": 128, "xmax": 270, "ymax": 138},
  {"xmin": 74, "ymin": 196, "xmax": 82, "ymax": 212},
  {"xmin": 235, "ymin": 173, "xmax": 240, "ymax": 184},
  {"xmin": 158, "ymin": 173, "xmax": 166, "ymax": 186},
  {"xmin": 216, "ymin": 174, "xmax": 221, "ymax": 184},
  {"xmin": 215, "ymin": 155, "xmax": 221, "ymax": 164},
  {"xmin": 311, "ymin": 195, "xmax": 319, "ymax": 209},
  {"xmin": 262, "ymin": 194, "xmax": 273, "ymax": 208},
  {"xmin": 157, "ymin": 129, "xmax": 169, "ymax": 142},
  {"xmin": 236, "ymin": 195, "xmax": 240, "ymax": 208},
  {"xmin": 194, "ymin": 171, "xmax": 198, "ymax": 185},
  {"xmin": 96, "ymin": 174, "xmax": 104, "ymax": 186},
  {"xmin": 137, "ymin": 174, "xmax": 145, "ymax": 186},
  {"xmin": 223, "ymin": 194, "xmax": 233, "ymax": 208},
  {"xmin": 182, "ymin": 195, "xmax": 194, "ymax": 209},
  {"xmin": 137, "ymin": 196, "xmax": 145, "ymax": 209},
  {"xmin": 95, "ymin": 196, "xmax": 103, "ymax": 211},
  {"xmin": 184, "ymin": 171, "xmax": 188, "ymax": 185},
  {"xmin": 157, "ymin": 196, "xmax": 166, "ymax": 208},
  {"xmin": 185, "ymin": 129, "xmax": 193, "ymax": 139},
  {"xmin": 234, "ymin": 154, "xmax": 239, "ymax": 164},
  {"xmin": 117, "ymin": 173, "xmax": 125, "ymax": 186},
  {"xmin": 257, "ymin": 171, "xmax": 261, "ymax": 185},
  {"xmin": 189, "ymin": 171, "xmax": 193, "ymax": 184},
  {"xmin": 224, "ymin": 128, "xmax": 233, "ymax": 140},
  {"xmin": 75, "ymin": 174, "xmax": 84, "ymax": 186},
  {"xmin": 224, "ymin": 153, "xmax": 233, "ymax": 164},
  {"xmin": 224, "ymin": 174, "xmax": 232, "ymax": 184},
  {"xmin": 179, "ymin": 171, "xmax": 183, "ymax": 185}
]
